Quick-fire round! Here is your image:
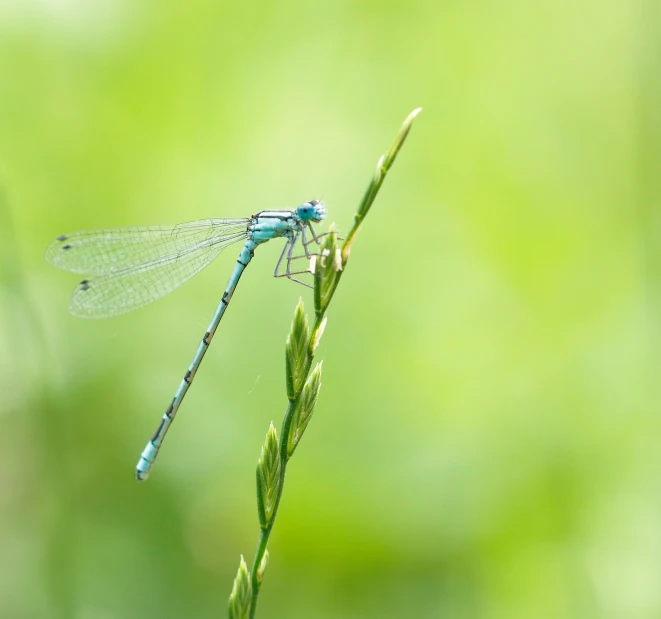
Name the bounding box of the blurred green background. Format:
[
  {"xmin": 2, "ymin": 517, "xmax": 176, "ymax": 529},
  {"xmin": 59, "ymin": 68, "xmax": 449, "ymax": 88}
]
[{"xmin": 1, "ymin": 1, "xmax": 660, "ymax": 618}]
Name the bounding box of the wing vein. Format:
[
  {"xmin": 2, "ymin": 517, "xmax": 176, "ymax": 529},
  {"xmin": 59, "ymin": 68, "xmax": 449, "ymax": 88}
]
[{"xmin": 45, "ymin": 218, "xmax": 251, "ymax": 319}]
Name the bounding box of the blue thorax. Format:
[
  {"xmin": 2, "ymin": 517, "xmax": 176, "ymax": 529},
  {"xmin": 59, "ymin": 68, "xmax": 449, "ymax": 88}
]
[{"xmin": 250, "ymin": 200, "xmax": 326, "ymax": 245}]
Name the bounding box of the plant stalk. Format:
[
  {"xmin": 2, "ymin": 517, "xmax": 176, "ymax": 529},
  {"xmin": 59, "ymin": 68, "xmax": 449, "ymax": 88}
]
[{"xmin": 240, "ymin": 108, "xmax": 422, "ymax": 619}]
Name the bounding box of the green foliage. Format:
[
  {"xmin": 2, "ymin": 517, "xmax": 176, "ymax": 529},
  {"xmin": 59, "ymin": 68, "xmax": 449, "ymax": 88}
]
[
  {"xmin": 342, "ymin": 108, "xmax": 422, "ymax": 263},
  {"xmin": 313, "ymin": 225, "xmax": 342, "ymax": 317},
  {"xmin": 285, "ymin": 299, "xmax": 310, "ymax": 400},
  {"xmin": 255, "ymin": 550, "xmax": 269, "ymax": 586},
  {"xmin": 287, "ymin": 362, "xmax": 323, "ymax": 458},
  {"xmin": 228, "ymin": 556, "xmax": 252, "ymax": 619},
  {"xmin": 238, "ymin": 109, "xmax": 422, "ymax": 618},
  {"xmin": 256, "ymin": 423, "xmax": 281, "ymax": 528}
]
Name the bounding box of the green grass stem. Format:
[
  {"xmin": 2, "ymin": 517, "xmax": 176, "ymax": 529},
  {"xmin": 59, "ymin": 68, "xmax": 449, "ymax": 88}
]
[{"xmin": 228, "ymin": 107, "xmax": 422, "ymax": 619}]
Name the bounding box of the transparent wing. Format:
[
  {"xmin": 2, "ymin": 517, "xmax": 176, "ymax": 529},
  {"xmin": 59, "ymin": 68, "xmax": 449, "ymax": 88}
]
[
  {"xmin": 46, "ymin": 218, "xmax": 250, "ymax": 275},
  {"xmin": 45, "ymin": 219, "xmax": 250, "ymax": 319}
]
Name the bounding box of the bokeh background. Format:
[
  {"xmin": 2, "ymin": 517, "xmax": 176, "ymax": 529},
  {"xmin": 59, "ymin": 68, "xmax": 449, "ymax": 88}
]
[{"xmin": 1, "ymin": 1, "xmax": 660, "ymax": 618}]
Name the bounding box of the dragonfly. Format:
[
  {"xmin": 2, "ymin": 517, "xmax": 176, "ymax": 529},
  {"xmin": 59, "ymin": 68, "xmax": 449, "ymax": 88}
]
[{"xmin": 46, "ymin": 200, "xmax": 327, "ymax": 480}]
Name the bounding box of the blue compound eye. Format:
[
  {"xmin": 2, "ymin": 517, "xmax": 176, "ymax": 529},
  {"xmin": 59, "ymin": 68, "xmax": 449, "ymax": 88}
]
[{"xmin": 297, "ymin": 200, "xmax": 325, "ymax": 222}]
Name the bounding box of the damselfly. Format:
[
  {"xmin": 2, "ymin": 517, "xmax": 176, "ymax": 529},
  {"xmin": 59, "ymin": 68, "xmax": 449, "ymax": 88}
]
[{"xmin": 46, "ymin": 200, "xmax": 327, "ymax": 480}]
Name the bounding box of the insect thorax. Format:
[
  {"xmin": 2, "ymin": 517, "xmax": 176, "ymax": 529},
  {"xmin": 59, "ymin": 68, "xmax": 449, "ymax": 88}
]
[{"xmin": 249, "ymin": 210, "xmax": 301, "ymax": 244}]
